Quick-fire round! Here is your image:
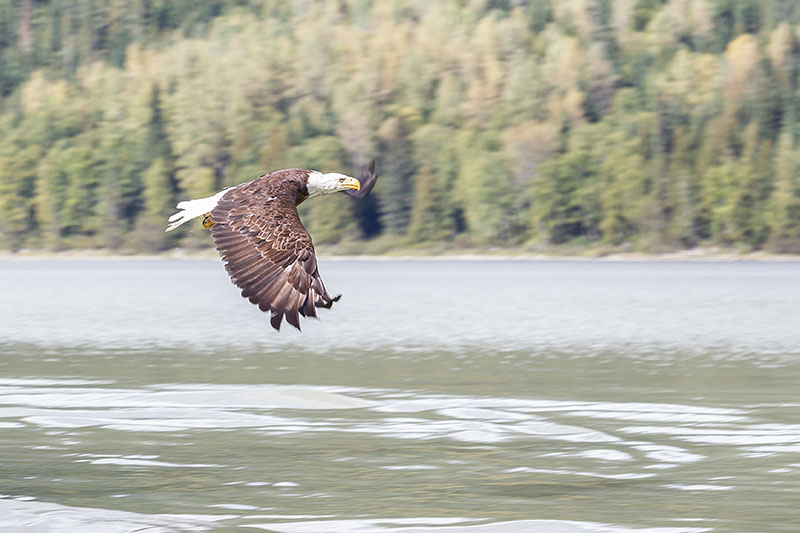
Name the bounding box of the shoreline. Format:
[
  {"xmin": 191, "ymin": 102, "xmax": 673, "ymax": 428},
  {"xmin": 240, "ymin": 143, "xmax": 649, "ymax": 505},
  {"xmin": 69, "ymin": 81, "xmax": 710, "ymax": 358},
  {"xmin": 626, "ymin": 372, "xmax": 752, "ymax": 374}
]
[{"xmin": 1, "ymin": 248, "xmax": 799, "ymax": 262}]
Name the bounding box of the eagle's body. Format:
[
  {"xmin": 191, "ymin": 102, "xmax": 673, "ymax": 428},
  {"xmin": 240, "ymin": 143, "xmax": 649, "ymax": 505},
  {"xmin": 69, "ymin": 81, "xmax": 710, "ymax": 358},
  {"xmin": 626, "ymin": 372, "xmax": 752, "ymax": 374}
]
[{"xmin": 166, "ymin": 163, "xmax": 378, "ymax": 331}]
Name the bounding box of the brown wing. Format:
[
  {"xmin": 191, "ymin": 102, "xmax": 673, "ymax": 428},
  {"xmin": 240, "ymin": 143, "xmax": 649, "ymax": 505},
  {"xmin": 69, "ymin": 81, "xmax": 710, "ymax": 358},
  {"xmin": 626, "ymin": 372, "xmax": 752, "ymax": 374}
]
[
  {"xmin": 345, "ymin": 160, "xmax": 378, "ymax": 199},
  {"xmin": 209, "ymin": 173, "xmax": 339, "ymax": 331}
]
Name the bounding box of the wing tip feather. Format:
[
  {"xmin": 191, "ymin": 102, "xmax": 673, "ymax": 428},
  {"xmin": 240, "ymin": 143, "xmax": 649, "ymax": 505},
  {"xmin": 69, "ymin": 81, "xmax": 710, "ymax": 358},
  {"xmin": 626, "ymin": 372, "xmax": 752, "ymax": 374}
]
[{"xmin": 209, "ymin": 187, "xmax": 337, "ymax": 332}]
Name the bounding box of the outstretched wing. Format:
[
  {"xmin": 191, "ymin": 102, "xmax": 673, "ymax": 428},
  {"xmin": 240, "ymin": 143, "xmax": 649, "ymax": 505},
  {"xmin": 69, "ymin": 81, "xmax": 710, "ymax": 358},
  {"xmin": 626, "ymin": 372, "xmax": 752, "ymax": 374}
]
[
  {"xmin": 345, "ymin": 160, "xmax": 378, "ymax": 199},
  {"xmin": 209, "ymin": 181, "xmax": 338, "ymax": 331}
]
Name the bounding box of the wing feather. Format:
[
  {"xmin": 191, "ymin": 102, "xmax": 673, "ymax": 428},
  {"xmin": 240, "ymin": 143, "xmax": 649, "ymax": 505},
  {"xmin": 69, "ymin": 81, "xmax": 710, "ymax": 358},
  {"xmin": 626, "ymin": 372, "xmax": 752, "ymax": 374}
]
[
  {"xmin": 228, "ymin": 255, "xmax": 264, "ymax": 278},
  {"xmin": 243, "ymin": 269, "xmax": 285, "ymax": 299},
  {"xmin": 220, "ymin": 243, "xmax": 254, "ymax": 259},
  {"xmin": 209, "ymin": 170, "xmax": 337, "ymax": 330},
  {"xmin": 270, "ymin": 310, "xmax": 284, "ymax": 330},
  {"xmin": 285, "ymin": 290, "xmax": 304, "ymax": 329},
  {"xmin": 345, "ymin": 160, "xmax": 379, "ymax": 199}
]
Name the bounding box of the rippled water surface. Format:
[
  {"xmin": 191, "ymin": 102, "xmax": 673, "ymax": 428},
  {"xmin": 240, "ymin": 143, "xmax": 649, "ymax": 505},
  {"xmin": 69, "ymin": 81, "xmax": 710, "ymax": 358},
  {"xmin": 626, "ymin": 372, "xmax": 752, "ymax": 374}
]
[{"xmin": 1, "ymin": 259, "xmax": 799, "ymax": 532}]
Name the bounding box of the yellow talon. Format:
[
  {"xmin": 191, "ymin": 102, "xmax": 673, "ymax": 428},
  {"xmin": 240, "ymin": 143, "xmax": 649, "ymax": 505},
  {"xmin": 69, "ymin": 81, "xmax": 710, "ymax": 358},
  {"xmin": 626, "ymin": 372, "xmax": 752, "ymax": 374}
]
[{"xmin": 202, "ymin": 213, "xmax": 216, "ymax": 228}]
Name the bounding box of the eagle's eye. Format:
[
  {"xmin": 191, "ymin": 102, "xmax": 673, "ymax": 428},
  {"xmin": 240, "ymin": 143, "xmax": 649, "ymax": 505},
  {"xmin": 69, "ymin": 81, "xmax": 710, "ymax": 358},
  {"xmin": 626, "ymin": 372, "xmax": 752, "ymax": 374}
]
[{"xmin": 338, "ymin": 178, "xmax": 345, "ymax": 183}]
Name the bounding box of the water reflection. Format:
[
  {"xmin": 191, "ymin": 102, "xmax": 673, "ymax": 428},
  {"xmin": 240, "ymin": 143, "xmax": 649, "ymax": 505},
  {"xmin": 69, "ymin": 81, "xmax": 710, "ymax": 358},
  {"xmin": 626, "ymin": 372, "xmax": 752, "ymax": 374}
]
[
  {"xmin": 1, "ymin": 375, "xmax": 799, "ymax": 531},
  {"xmin": 0, "ymin": 260, "xmax": 799, "ymax": 532},
  {"xmin": 1, "ymin": 260, "xmax": 799, "ymax": 356}
]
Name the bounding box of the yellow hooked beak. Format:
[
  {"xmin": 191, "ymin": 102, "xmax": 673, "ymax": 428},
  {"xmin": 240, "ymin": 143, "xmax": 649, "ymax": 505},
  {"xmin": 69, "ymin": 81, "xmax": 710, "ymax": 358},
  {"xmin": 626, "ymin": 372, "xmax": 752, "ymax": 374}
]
[{"xmin": 342, "ymin": 177, "xmax": 361, "ymax": 191}]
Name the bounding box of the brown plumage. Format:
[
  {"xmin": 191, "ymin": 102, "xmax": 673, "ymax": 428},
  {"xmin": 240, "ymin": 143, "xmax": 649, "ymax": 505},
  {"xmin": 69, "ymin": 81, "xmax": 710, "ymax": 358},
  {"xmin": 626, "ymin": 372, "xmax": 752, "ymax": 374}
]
[{"xmin": 183, "ymin": 162, "xmax": 378, "ymax": 331}]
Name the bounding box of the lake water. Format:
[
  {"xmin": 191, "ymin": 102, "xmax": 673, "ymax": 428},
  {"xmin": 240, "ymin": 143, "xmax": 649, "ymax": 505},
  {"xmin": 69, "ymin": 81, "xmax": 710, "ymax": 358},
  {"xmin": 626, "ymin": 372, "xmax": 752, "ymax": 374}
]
[{"xmin": 0, "ymin": 259, "xmax": 799, "ymax": 532}]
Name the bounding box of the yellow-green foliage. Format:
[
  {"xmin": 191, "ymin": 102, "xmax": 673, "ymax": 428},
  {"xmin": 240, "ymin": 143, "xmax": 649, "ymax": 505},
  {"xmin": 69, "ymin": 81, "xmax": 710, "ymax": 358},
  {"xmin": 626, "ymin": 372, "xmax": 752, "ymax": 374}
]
[{"xmin": 0, "ymin": 0, "xmax": 799, "ymax": 252}]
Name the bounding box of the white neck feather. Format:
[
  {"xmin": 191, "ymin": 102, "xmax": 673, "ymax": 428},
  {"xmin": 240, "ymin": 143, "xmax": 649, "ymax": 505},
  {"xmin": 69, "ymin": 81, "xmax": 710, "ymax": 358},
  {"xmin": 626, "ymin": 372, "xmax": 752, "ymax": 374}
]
[{"xmin": 306, "ymin": 171, "xmax": 350, "ymax": 197}]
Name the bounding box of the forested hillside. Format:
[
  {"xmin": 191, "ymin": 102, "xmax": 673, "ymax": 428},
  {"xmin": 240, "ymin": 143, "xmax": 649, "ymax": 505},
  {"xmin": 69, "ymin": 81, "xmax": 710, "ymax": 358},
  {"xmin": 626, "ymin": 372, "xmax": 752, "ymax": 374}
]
[{"xmin": 1, "ymin": 0, "xmax": 800, "ymax": 253}]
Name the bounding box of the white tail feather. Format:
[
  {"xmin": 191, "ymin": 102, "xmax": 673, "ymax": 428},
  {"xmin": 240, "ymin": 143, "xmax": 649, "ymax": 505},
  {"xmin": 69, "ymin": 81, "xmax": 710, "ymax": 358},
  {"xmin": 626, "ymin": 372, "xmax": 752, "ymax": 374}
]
[{"xmin": 165, "ymin": 189, "xmax": 228, "ymax": 232}]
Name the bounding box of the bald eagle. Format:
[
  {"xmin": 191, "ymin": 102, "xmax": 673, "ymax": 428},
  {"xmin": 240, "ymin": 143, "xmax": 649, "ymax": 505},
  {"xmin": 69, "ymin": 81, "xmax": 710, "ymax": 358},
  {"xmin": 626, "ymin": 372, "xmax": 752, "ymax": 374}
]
[{"xmin": 166, "ymin": 161, "xmax": 378, "ymax": 331}]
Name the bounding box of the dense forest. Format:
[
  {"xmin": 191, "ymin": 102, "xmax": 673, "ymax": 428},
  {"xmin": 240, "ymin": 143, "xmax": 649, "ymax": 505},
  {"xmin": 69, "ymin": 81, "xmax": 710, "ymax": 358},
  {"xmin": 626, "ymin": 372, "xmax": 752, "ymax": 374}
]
[{"xmin": 1, "ymin": 0, "xmax": 800, "ymax": 253}]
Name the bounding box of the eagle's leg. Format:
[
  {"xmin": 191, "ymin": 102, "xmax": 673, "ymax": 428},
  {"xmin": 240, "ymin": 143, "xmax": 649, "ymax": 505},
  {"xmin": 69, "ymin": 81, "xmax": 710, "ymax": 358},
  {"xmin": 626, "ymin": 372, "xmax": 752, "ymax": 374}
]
[
  {"xmin": 322, "ymin": 294, "xmax": 342, "ymax": 309},
  {"xmin": 202, "ymin": 213, "xmax": 216, "ymax": 229}
]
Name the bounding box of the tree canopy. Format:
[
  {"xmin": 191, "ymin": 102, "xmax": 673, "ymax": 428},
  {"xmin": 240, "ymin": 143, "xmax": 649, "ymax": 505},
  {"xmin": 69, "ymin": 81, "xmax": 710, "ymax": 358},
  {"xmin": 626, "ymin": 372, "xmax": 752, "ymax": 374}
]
[{"xmin": 1, "ymin": 0, "xmax": 800, "ymax": 253}]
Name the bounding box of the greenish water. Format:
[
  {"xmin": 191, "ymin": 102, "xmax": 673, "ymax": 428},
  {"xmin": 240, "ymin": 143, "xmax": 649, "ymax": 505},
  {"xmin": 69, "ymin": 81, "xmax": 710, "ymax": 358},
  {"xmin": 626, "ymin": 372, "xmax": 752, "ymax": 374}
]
[{"xmin": 0, "ymin": 260, "xmax": 799, "ymax": 532}]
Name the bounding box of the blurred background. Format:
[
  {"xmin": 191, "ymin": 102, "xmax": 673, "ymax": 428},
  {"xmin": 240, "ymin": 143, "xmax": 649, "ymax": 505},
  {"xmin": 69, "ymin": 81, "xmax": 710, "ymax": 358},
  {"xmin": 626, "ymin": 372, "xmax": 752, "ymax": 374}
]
[
  {"xmin": 1, "ymin": 0, "xmax": 799, "ymax": 255},
  {"xmin": 2, "ymin": 2, "xmax": 800, "ymax": 533}
]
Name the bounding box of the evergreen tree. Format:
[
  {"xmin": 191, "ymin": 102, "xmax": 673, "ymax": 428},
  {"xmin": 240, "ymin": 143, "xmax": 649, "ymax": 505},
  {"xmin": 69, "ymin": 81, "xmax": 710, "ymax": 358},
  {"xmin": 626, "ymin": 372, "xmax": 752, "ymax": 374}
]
[
  {"xmin": 766, "ymin": 132, "xmax": 800, "ymax": 252},
  {"xmin": 0, "ymin": 0, "xmax": 799, "ymax": 253},
  {"xmin": 0, "ymin": 142, "xmax": 40, "ymax": 249},
  {"xmin": 376, "ymin": 116, "xmax": 415, "ymax": 235}
]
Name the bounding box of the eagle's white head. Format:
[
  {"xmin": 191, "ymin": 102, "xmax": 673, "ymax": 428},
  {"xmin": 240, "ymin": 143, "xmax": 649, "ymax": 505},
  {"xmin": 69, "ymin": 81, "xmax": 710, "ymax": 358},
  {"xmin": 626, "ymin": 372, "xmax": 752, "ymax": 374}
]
[{"xmin": 306, "ymin": 171, "xmax": 361, "ymax": 198}]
